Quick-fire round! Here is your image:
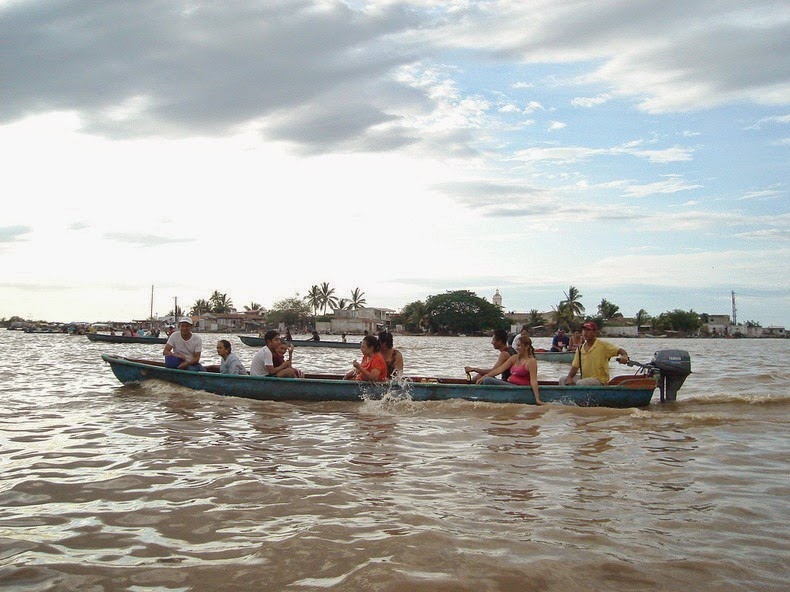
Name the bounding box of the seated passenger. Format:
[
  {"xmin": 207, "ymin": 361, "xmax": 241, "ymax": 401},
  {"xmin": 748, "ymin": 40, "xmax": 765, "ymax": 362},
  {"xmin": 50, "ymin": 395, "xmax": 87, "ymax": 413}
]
[
  {"xmin": 250, "ymin": 330, "xmax": 297, "ymax": 377},
  {"xmin": 560, "ymin": 322, "xmax": 629, "ymax": 386},
  {"xmin": 216, "ymin": 339, "xmax": 247, "ymax": 375},
  {"xmin": 344, "ymin": 335, "xmax": 387, "ymax": 381},
  {"xmin": 568, "ymin": 329, "xmax": 583, "ymax": 351},
  {"xmin": 273, "ymin": 341, "xmax": 303, "ymax": 378},
  {"xmin": 550, "ymin": 328, "xmax": 570, "ymax": 352},
  {"xmin": 464, "ymin": 329, "xmax": 515, "ymax": 382},
  {"xmin": 377, "ymin": 330, "xmax": 403, "ymax": 378},
  {"xmin": 477, "ymin": 336, "xmax": 543, "ymax": 405}
]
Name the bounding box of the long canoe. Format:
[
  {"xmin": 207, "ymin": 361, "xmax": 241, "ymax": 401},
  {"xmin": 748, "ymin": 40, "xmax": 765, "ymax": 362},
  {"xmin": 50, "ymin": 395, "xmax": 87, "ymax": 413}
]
[
  {"xmin": 88, "ymin": 333, "xmax": 168, "ymax": 345},
  {"xmin": 239, "ymin": 335, "xmax": 359, "ymax": 349},
  {"xmin": 533, "ymin": 350, "xmax": 575, "ymax": 363},
  {"xmin": 101, "ymin": 355, "xmax": 659, "ymax": 408}
]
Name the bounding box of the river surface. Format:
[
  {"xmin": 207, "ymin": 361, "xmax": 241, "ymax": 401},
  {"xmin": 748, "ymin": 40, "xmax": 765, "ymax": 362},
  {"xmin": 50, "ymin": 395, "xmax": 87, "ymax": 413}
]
[{"xmin": 1, "ymin": 331, "xmax": 788, "ymax": 591}]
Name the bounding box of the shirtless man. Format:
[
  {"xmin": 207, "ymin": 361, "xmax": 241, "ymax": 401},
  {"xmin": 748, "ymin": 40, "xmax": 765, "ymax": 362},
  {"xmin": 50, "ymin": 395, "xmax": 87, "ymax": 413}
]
[{"xmin": 465, "ymin": 329, "xmax": 517, "ymax": 382}]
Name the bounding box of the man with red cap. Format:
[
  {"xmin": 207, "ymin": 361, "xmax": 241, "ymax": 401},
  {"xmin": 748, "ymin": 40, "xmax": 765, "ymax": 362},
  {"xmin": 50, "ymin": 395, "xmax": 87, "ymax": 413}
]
[{"xmin": 560, "ymin": 321, "xmax": 629, "ymax": 386}]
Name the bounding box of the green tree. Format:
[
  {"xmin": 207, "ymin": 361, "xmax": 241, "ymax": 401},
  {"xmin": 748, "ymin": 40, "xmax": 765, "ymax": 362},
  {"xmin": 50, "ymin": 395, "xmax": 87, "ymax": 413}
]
[
  {"xmin": 268, "ymin": 296, "xmax": 312, "ymax": 328},
  {"xmin": 304, "ymin": 285, "xmax": 322, "ymax": 319},
  {"xmin": 597, "ymin": 298, "xmax": 621, "ymax": 320},
  {"xmin": 561, "ymin": 286, "xmax": 585, "ymax": 317},
  {"xmin": 209, "ymin": 290, "xmax": 234, "ymax": 313},
  {"xmin": 318, "ymin": 282, "xmax": 338, "ymax": 314},
  {"xmin": 349, "ymin": 287, "xmax": 366, "ymax": 310},
  {"xmin": 424, "ymin": 290, "xmax": 509, "ymax": 334},
  {"xmin": 190, "ymin": 299, "xmax": 210, "ymax": 316},
  {"xmin": 652, "ymin": 309, "xmax": 702, "ymax": 335},
  {"xmin": 336, "ymin": 298, "xmax": 350, "ymax": 310},
  {"xmin": 400, "ymin": 300, "xmax": 428, "ymax": 333},
  {"xmin": 244, "ymin": 302, "xmax": 264, "ymax": 313},
  {"xmin": 527, "ymin": 309, "xmax": 544, "ymax": 328},
  {"xmin": 635, "ymin": 309, "xmax": 651, "ymax": 329}
]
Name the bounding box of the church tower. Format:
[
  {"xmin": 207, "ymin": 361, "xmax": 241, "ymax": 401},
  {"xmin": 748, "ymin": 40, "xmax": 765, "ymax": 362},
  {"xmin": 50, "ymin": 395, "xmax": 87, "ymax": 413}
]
[{"xmin": 493, "ymin": 289, "xmax": 502, "ymax": 308}]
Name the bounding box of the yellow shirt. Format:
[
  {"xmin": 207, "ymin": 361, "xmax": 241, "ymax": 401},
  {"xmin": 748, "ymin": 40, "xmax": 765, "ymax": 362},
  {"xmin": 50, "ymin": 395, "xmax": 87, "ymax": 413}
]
[{"xmin": 571, "ymin": 339, "xmax": 620, "ymax": 384}]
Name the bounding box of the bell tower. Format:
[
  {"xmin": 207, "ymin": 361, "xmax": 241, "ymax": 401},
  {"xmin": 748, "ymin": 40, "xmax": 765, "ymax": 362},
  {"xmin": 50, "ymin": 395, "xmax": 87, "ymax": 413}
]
[{"xmin": 493, "ymin": 289, "xmax": 502, "ymax": 308}]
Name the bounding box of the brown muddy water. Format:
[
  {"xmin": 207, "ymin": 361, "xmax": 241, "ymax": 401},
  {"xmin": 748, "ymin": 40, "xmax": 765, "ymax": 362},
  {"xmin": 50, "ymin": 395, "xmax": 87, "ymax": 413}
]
[{"xmin": 1, "ymin": 331, "xmax": 787, "ymax": 591}]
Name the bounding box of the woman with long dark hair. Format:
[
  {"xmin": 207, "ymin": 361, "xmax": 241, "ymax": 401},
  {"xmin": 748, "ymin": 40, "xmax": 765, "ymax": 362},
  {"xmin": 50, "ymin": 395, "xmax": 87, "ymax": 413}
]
[{"xmin": 478, "ymin": 336, "xmax": 543, "ymax": 404}]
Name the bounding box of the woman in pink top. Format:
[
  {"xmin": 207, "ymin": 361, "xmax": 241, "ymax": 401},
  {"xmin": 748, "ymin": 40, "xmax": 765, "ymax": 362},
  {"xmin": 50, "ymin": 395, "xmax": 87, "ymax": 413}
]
[{"xmin": 478, "ymin": 336, "xmax": 543, "ymax": 405}]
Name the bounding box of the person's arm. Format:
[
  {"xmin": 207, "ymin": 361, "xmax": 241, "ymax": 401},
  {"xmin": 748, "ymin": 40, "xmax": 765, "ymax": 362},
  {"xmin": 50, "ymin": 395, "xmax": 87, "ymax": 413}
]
[
  {"xmin": 476, "ymin": 354, "xmax": 517, "ymax": 383},
  {"xmin": 563, "ymin": 350, "xmax": 580, "ymax": 383},
  {"xmin": 352, "ymin": 357, "xmax": 382, "ymax": 381},
  {"xmin": 527, "ymin": 358, "xmax": 544, "ymax": 405},
  {"xmin": 393, "ymin": 350, "xmax": 404, "ymax": 375},
  {"xmin": 465, "ymin": 350, "xmax": 508, "ymax": 376}
]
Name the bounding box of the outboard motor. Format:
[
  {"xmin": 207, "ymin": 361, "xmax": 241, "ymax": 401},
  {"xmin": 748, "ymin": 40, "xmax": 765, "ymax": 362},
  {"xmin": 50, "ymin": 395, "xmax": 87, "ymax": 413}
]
[{"xmin": 651, "ymin": 349, "xmax": 691, "ymax": 402}]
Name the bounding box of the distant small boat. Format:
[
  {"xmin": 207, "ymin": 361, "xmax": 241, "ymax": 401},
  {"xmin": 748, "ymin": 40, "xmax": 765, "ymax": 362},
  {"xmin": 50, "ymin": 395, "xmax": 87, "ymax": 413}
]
[
  {"xmin": 87, "ymin": 333, "xmax": 168, "ymax": 345},
  {"xmin": 534, "ymin": 350, "xmax": 574, "ymax": 363},
  {"xmin": 239, "ymin": 335, "xmax": 359, "ymax": 349},
  {"xmin": 101, "ymin": 349, "xmax": 692, "ymax": 407}
]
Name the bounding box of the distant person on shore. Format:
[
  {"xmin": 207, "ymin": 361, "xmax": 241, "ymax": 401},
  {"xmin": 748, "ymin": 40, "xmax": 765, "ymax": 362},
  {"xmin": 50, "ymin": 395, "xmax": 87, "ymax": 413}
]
[
  {"xmin": 377, "ymin": 330, "xmax": 403, "ymax": 379},
  {"xmin": 250, "ymin": 330, "xmax": 297, "ymax": 377},
  {"xmin": 511, "ymin": 326, "xmax": 529, "ymax": 349},
  {"xmin": 476, "ymin": 336, "xmax": 543, "ymax": 405},
  {"xmin": 163, "ymin": 317, "xmax": 204, "ymax": 371},
  {"xmin": 560, "ymin": 322, "xmax": 629, "ymax": 386},
  {"xmin": 216, "ymin": 339, "xmax": 247, "ymax": 375},
  {"xmin": 465, "ymin": 329, "xmax": 516, "ymax": 382},
  {"xmin": 568, "ymin": 329, "xmax": 583, "ymax": 351},
  {"xmin": 341, "ymin": 333, "xmax": 347, "ymax": 343},
  {"xmin": 550, "ymin": 328, "xmax": 570, "ymax": 352},
  {"xmin": 344, "ymin": 335, "xmax": 387, "ymax": 381},
  {"xmin": 310, "ymin": 330, "xmax": 320, "ymax": 342}
]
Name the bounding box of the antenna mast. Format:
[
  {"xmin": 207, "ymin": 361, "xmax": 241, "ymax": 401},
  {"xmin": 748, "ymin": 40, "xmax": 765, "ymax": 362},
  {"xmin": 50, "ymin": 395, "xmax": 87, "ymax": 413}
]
[{"xmin": 731, "ymin": 291, "xmax": 737, "ymax": 326}]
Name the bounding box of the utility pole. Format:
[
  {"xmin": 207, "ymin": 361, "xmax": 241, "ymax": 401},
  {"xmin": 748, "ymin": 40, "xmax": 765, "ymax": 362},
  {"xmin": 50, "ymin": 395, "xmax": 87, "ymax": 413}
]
[{"xmin": 731, "ymin": 291, "xmax": 737, "ymax": 326}]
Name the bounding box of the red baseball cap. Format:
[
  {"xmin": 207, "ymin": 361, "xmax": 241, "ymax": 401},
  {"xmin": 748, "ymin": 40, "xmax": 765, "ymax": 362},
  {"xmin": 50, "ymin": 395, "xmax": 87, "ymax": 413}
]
[{"xmin": 582, "ymin": 322, "xmax": 597, "ymax": 330}]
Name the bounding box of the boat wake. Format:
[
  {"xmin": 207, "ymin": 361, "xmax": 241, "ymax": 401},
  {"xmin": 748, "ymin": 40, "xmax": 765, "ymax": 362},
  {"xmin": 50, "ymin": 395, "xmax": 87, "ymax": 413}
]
[{"xmin": 359, "ymin": 376, "xmax": 418, "ymax": 414}]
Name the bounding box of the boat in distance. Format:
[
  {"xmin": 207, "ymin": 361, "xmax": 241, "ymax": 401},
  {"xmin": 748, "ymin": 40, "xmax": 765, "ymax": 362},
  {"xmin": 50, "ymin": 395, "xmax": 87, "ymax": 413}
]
[
  {"xmin": 87, "ymin": 333, "xmax": 168, "ymax": 345},
  {"xmin": 101, "ymin": 349, "xmax": 691, "ymax": 407},
  {"xmin": 239, "ymin": 335, "xmax": 359, "ymax": 349},
  {"xmin": 533, "ymin": 350, "xmax": 575, "ymax": 363}
]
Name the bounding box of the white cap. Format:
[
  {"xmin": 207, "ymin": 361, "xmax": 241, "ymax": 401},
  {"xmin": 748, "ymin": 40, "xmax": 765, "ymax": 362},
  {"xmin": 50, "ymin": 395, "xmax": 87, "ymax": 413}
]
[{"xmin": 178, "ymin": 317, "xmax": 193, "ymax": 325}]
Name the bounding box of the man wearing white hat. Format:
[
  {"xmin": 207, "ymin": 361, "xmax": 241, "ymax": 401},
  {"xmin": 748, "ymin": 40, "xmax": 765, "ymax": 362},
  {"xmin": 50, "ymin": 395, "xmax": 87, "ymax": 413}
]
[{"xmin": 163, "ymin": 317, "xmax": 204, "ymax": 371}]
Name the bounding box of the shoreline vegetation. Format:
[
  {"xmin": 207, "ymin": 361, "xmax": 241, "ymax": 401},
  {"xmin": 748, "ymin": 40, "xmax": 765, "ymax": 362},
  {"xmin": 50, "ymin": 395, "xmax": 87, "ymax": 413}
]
[{"xmin": 2, "ymin": 286, "xmax": 784, "ymax": 339}]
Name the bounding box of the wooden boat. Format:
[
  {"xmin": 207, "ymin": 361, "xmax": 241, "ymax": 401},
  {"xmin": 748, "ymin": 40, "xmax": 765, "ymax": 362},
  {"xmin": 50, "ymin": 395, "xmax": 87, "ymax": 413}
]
[
  {"xmin": 101, "ymin": 354, "xmax": 665, "ymax": 408},
  {"xmin": 533, "ymin": 350, "xmax": 575, "ymax": 363},
  {"xmin": 239, "ymin": 335, "xmax": 359, "ymax": 349},
  {"xmin": 87, "ymin": 333, "xmax": 168, "ymax": 345}
]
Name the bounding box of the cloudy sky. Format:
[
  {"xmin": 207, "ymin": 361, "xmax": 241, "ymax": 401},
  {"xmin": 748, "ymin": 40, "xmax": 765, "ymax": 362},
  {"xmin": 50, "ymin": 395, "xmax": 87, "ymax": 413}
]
[{"xmin": 1, "ymin": 0, "xmax": 788, "ymax": 326}]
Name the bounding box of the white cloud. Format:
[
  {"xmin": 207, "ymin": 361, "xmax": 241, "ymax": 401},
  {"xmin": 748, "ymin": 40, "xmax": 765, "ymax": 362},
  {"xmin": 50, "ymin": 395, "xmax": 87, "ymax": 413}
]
[{"xmin": 571, "ymin": 94, "xmax": 611, "ymax": 108}]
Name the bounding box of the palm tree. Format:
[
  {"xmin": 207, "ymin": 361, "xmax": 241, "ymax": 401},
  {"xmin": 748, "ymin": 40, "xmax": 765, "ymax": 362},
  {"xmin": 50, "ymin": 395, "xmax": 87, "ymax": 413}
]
[
  {"xmin": 209, "ymin": 290, "xmax": 234, "ymax": 313},
  {"xmin": 190, "ymin": 299, "xmax": 210, "ymax": 316},
  {"xmin": 318, "ymin": 282, "xmax": 338, "ymax": 315},
  {"xmin": 349, "ymin": 287, "xmax": 366, "ymax": 310},
  {"xmin": 336, "ymin": 298, "xmax": 349, "ymax": 311},
  {"xmin": 561, "ymin": 286, "xmax": 585, "ymax": 317},
  {"xmin": 527, "ymin": 309, "xmax": 544, "ymax": 328},
  {"xmin": 244, "ymin": 302, "xmax": 264, "ymax": 313},
  {"xmin": 304, "ymin": 285, "xmax": 322, "ymax": 318},
  {"xmin": 552, "ymin": 302, "xmax": 574, "ymax": 331},
  {"xmin": 597, "ymin": 298, "xmax": 621, "ymax": 320}
]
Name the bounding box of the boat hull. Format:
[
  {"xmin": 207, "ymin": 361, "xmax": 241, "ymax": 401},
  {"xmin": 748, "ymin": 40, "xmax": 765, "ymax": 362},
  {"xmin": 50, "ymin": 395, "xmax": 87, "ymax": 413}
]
[
  {"xmin": 102, "ymin": 355, "xmax": 657, "ymax": 407},
  {"xmin": 534, "ymin": 351, "xmax": 575, "ymax": 363},
  {"xmin": 88, "ymin": 333, "xmax": 168, "ymax": 344},
  {"xmin": 239, "ymin": 336, "xmax": 359, "ymax": 349}
]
